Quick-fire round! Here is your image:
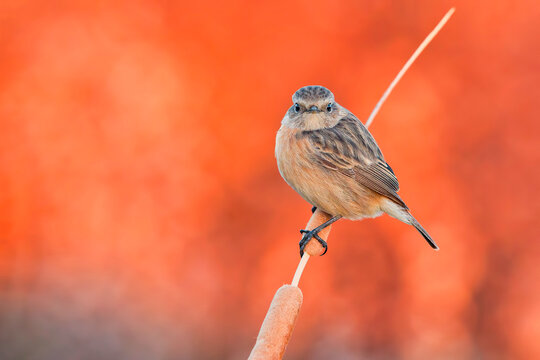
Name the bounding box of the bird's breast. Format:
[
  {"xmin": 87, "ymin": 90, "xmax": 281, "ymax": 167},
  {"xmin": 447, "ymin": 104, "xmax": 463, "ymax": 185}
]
[
  {"xmin": 275, "ymin": 126, "xmax": 314, "ymax": 196},
  {"xmin": 276, "ymin": 125, "xmax": 343, "ymax": 213},
  {"xmin": 275, "ymin": 124, "xmax": 384, "ymax": 219}
]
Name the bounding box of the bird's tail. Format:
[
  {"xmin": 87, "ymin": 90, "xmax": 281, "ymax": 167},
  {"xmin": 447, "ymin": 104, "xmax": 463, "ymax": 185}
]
[
  {"xmin": 410, "ymin": 218, "xmax": 439, "ymax": 250},
  {"xmin": 380, "ymin": 198, "xmax": 439, "ymax": 250}
]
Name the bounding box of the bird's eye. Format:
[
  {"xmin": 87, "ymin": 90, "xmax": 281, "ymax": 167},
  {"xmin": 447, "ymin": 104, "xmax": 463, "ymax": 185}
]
[
  {"xmin": 326, "ymin": 103, "xmax": 333, "ymax": 112},
  {"xmin": 294, "ymin": 103, "xmax": 301, "ymax": 113}
]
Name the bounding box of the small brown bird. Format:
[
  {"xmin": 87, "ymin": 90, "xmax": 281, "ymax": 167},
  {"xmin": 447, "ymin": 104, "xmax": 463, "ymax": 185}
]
[{"xmin": 275, "ymin": 85, "xmax": 438, "ymax": 256}]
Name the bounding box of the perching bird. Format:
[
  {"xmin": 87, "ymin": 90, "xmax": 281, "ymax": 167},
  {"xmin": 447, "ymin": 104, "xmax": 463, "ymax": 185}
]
[{"xmin": 275, "ymin": 85, "xmax": 438, "ymax": 256}]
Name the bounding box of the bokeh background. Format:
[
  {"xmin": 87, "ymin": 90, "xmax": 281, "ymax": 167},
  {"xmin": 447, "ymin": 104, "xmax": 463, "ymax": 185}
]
[{"xmin": 1, "ymin": 1, "xmax": 538, "ymax": 359}]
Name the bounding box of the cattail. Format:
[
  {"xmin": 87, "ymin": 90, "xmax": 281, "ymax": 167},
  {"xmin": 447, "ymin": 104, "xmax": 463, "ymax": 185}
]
[
  {"xmin": 248, "ymin": 8, "xmax": 454, "ymax": 359},
  {"xmin": 249, "ymin": 210, "xmax": 330, "ymax": 360},
  {"xmin": 302, "ymin": 210, "xmax": 334, "ymax": 257},
  {"xmin": 248, "ymin": 285, "xmax": 303, "ymax": 360}
]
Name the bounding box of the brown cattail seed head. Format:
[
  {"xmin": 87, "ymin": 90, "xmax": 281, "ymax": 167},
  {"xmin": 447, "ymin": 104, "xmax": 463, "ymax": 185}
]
[{"xmin": 249, "ymin": 285, "xmax": 303, "ymax": 360}]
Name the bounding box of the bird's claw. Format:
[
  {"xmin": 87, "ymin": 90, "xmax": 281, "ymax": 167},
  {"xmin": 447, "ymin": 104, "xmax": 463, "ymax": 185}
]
[{"xmin": 299, "ymin": 229, "xmax": 328, "ymax": 257}]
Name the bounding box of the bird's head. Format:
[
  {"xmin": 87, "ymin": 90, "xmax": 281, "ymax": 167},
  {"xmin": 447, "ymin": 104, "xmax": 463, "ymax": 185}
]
[{"xmin": 283, "ymin": 85, "xmax": 344, "ymax": 130}]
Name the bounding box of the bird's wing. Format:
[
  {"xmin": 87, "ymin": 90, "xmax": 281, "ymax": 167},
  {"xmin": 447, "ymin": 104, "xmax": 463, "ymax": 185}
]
[{"xmin": 302, "ymin": 116, "xmax": 408, "ymax": 209}]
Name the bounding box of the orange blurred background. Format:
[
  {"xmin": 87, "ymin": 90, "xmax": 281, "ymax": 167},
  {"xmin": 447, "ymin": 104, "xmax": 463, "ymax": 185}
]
[{"xmin": 0, "ymin": 1, "xmax": 538, "ymax": 359}]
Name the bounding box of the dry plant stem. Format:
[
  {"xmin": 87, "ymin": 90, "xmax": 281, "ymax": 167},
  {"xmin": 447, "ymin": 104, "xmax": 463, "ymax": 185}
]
[
  {"xmin": 290, "ymin": 7, "xmax": 455, "ymax": 287},
  {"xmin": 291, "ymin": 209, "xmax": 333, "ymax": 286},
  {"xmin": 249, "ymin": 8, "xmax": 455, "ymax": 359},
  {"xmin": 248, "ymin": 285, "xmax": 303, "ymax": 360},
  {"xmin": 365, "ymin": 7, "xmax": 455, "ymax": 128}
]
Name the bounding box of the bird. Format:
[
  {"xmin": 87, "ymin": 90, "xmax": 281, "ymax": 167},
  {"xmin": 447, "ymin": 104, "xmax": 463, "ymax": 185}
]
[{"xmin": 275, "ymin": 85, "xmax": 438, "ymax": 256}]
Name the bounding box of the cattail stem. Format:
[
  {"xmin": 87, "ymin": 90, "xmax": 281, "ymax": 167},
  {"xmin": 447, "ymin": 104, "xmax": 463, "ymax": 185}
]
[
  {"xmin": 365, "ymin": 7, "xmax": 455, "ymax": 128},
  {"xmin": 249, "ymin": 8, "xmax": 455, "ymax": 359},
  {"xmin": 291, "ymin": 254, "xmax": 309, "ymax": 287},
  {"xmin": 290, "ymin": 7, "xmax": 455, "ymax": 287},
  {"xmin": 291, "ymin": 209, "xmax": 334, "ymax": 286}
]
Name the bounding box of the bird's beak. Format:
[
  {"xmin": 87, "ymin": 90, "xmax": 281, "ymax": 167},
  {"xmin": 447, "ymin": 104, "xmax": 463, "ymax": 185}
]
[{"xmin": 308, "ymin": 105, "xmax": 320, "ymax": 112}]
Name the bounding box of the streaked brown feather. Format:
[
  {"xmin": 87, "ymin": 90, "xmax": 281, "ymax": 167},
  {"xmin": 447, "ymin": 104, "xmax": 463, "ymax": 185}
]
[{"xmin": 300, "ymin": 115, "xmax": 408, "ymax": 209}]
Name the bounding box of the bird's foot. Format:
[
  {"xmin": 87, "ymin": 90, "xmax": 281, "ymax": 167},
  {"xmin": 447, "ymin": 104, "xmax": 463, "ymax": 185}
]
[{"xmin": 299, "ymin": 229, "xmax": 328, "ymax": 257}]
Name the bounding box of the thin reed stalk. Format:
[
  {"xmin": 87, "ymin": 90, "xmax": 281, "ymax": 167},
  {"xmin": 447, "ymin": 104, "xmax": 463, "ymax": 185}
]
[{"xmin": 248, "ymin": 8, "xmax": 455, "ymax": 359}]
